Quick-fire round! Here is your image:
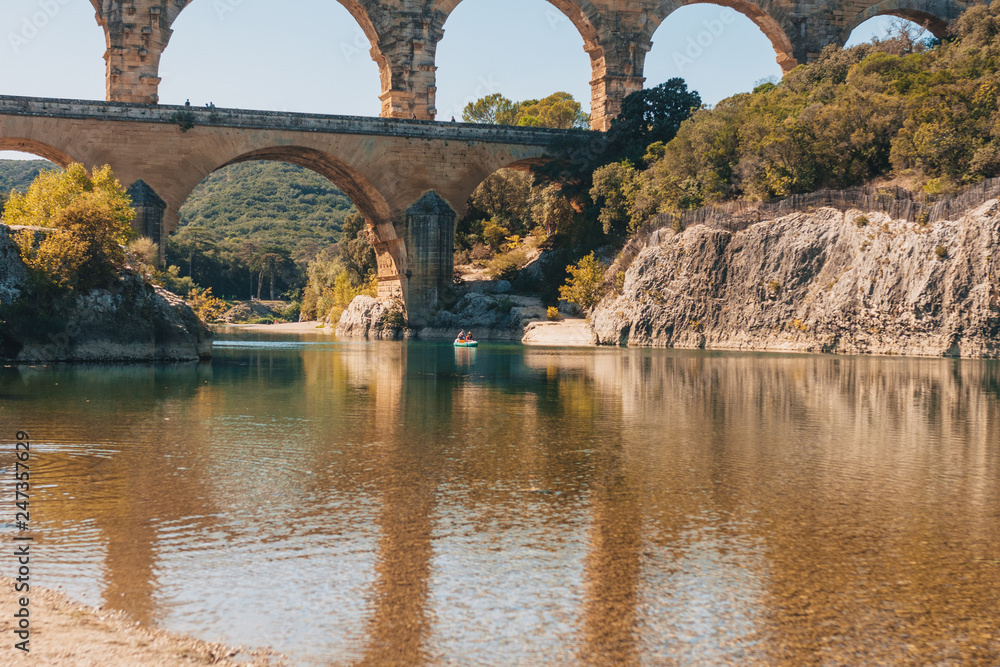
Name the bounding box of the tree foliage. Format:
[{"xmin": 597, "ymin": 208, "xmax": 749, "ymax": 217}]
[
  {"xmin": 463, "ymin": 92, "xmax": 590, "ymax": 129},
  {"xmin": 5, "ymin": 164, "xmax": 135, "ymax": 292},
  {"xmin": 559, "ymin": 252, "xmax": 607, "ymax": 311},
  {"xmin": 606, "ymin": 79, "xmax": 702, "ymax": 164},
  {"xmin": 591, "ymin": 10, "xmax": 1000, "ymax": 232}
]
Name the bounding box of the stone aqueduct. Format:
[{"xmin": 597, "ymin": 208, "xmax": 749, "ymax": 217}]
[
  {"xmin": 1, "ymin": 0, "xmax": 974, "ymax": 326},
  {"xmin": 92, "ymin": 0, "xmax": 970, "ymax": 131}
]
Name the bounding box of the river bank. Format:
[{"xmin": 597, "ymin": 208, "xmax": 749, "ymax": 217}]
[{"xmin": 0, "ymin": 578, "xmax": 284, "ymax": 665}]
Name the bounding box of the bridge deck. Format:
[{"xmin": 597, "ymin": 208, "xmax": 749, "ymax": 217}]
[{"xmin": 0, "ymin": 95, "xmax": 595, "ymax": 147}]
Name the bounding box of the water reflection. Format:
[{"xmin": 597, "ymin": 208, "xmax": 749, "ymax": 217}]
[{"xmin": 1, "ymin": 341, "xmax": 998, "ymax": 664}]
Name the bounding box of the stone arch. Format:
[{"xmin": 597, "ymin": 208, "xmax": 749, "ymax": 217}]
[
  {"xmin": 842, "ymin": 0, "xmax": 961, "ymax": 41},
  {"xmin": 216, "ymin": 146, "xmax": 393, "ymax": 237},
  {"xmin": 171, "ymin": 145, "xmax": 408, "ymax": 302},
  {"xmin": 434, "ymin": 0, "xmax": 607, "ymax": 128},
  {"xmin": 0, "ymin": 138, "xmax": 79, "ymax": 167},
  {"xmin": 651, "ymin": 0, "xmax": 799, "ymax": 73},
  {"xmin": 435, "ymin": 0, "xmax": 601, "ymax": 47}
]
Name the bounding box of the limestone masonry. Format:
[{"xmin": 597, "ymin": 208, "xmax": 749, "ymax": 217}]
[
  {"xmin": 0, "ymin": 95, "xmax": 589, "ymax": 327},
  {"xmin": 88, "ymin": 0, "xmax": 970, "ymax": 130}
]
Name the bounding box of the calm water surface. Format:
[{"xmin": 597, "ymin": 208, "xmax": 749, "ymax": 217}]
[{"xmin": 2, "ymin": 333, "xmax": 999, "ymax": 665}]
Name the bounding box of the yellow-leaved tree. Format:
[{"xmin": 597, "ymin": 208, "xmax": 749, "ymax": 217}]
[
  {"xmin": 559, "ymin": 252, "xmax": 607, "ymax": 311},
  {"xmin": 4, "ymin": 164, "xmax": 134, "ymax": 292}
]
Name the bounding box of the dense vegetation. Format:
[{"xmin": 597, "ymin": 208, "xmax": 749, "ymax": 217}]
[
  {"xmin": 2, "ymin": 164, "xmax": 136, "ymax": 295},
  {"xmin": 462, "ymin": 91, "xmax": 590, "ymax": 129},
  {"xmin": 166, "ymin": 161, "xmax": 358, "ymax": 300},
  {"xmin": 591, "ymin": 9, "xmax": 1000, "ymax": 235},
  {"xmin": 177, "ymin": 161, "xmax": 354, "ymax": 258},
  {"xmin": 0, "ymin": 160, "xmax": 59, "ymax": 199}
]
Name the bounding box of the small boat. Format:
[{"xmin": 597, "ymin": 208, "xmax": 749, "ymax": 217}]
[{"xmin": 454, "ymin": 339, "xmax": 478, "ymax": 348}]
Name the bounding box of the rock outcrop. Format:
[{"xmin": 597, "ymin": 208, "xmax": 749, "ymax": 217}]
[
  {"xmin": 591, "ymin": 204, "xmax": 1000, "ymax": 358},
  {"xmin": 335, "ymin": 281, "xmax": 549, "ymax": 341},
  {"xmin": 0, "ymin": 225, "xmax": 211, "ymax": 363},
  {"xmin": 335, "ymin": 296, "xmax": 407, "ymax": 339}
]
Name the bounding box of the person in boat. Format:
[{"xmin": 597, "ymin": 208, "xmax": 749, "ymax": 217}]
[
  {"xmin": 466, "ymin": 331, "xmax": 474, "ymax": 342},
  {"xmin": 457, "ymin": 330, "xmax": 466, "ymax": 342}
]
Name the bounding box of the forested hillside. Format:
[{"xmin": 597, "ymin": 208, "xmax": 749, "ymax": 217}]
[
  {"xmin": 0, "ymin": 159, "xmax": 60, "ymax": 202},
  {"xmin": 177, "ymin": 161, "xmax": 355, "ymax": 257}
]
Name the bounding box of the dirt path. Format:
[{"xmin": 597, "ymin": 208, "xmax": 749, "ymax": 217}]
[{"xmin": 0, "ymin": 578, "xmax": 285, "ymax": 666}]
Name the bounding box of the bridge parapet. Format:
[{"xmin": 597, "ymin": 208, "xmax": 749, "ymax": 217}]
[{"xmin": 0, "ymin": 96, "xmax": 592, "ymax": 147}]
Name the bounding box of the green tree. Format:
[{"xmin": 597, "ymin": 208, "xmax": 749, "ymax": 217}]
[
  {"xmin": 463, "ymin": 92, "xmax": 589, "ymax": 129},
  {"xmin": 338, "ymin": 212, "xmax": 376, "ymax": 285},
  {"xmin": 515, "ymin": 92, "xmax": 590, "ymax": 129},
  {"xmin": 607, "ymin": 79, "xmax": 702, "ymax": 164},
  {"xmin": 559, "ymin": 252, "xmax": 607, "ymax": 311},
  {"xmin": 251, "ymin": 247, "xmax": 293, "ymax": 300},
  {"xmin": 7, "ymin": 164, "xmax": 135, "ymax": 292},
  {"xmin": 4, "ymin": 163, "xmax": 134, "ymax": 231},
  {"xmin": 463, "ymin": 93, "xmax": 521, "ymax": 125},
  {"xmin": 469, "ymin": 169, "xmax": 534, "ymax": 231}
]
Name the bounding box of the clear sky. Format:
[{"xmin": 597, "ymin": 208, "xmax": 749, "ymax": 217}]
[{"xmin": 0, "ymin": 0, "xmax": 913, "ymax": 160}]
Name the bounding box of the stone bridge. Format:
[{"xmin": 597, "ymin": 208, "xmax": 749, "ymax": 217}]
[
  {"xmin": 0, "ymin": 95, "xmax": 592, "ymax": 326},
  {"xmin": 87, "ymin": 0, "xmax": 971, "ymax": 131}
]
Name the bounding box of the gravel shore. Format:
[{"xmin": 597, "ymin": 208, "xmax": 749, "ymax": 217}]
[{"xmin": 0, "ymin": 578, "xmax": 285, "ymax": 666}]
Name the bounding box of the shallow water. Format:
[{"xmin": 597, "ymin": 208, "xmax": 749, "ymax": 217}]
[{"xmin": 2, "ymin": 334, "xmax": 999, "ymax": 664}]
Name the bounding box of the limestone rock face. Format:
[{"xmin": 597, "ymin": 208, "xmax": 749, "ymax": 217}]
[
  {"xmin": 591, "ymin": 205, "xmax": 1000, "ymax": 358},
  {"xmin": 335, "ymin": 296, "xmax": 401, "ymax": 339},
  {"xmin": 0, "ymin": 224, "xmax": 212, "ymax": 363}
]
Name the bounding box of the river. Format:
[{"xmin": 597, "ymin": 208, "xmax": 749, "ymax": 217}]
[{"xmin": 2, "ymin": 332, "xmax": 999, "ymax": 664}]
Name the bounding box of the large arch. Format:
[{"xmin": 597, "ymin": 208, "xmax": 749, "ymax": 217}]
[
  {"xmin": 170, "ymin": 145, "xmax": 408, "ymax": 306},
  {"xmin": 0, "ymin": 138, "xmax": 79, "ymax": 168},
  {"xmin": 651, "ymin": 0, "xmax": 799, "ymax": 74},
  {"xmin": 842, "ymin": 0, "xmax": 962, "ymax": 41},
  {"xmin": 436, "ymin": 0, "xmax": 614, "ymax": 130}
]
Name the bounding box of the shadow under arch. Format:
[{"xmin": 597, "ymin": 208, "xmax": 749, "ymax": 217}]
[
  {"xmin": 457, "ymin": 156, "xmax": 560, "ymax": 212},
  {"xmin": 651, "ymin": 0, "xmax": 799, "ymax": 73},
  {"xmin": 0, "ymin": 138, "xmax": 78, "ymax": 167},
  {"xmin": 842, "ymin": 0, "xmax": 961, "ymax": 41}
]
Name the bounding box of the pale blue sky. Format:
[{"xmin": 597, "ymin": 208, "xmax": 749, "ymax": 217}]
[{"xmin": 1, "ymin": 0, "xmax": 912, "ymax": 160}]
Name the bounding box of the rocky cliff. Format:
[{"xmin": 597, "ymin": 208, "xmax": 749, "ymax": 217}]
[
  {"xmin": 0, "ymin": 225, "xmax": 212, "ymax": 363},
  {"xmin": 591, "ymin": 204, "xmax": 1000, "ymax": 358}
]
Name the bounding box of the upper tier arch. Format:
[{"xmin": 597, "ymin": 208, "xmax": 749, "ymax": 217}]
[
  {"xmin": 90, "ymin": 0, "xmax": 977, "ymax": 130},
  {"xmin": 842, "ymin": 0, "xmax": 963, "ymax": 40},
  {"xmin": 650, "ymin": 0, "xmax": 799, "ymax": 73}
]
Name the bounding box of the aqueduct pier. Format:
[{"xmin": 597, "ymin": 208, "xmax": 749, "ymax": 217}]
[
  {"xmin": 86, "ymin": 0, "xmax": 971, "ymax": 131},
  {"xmin": 0, "ymin": 94, "xmax": 592, "ymax": 326}
]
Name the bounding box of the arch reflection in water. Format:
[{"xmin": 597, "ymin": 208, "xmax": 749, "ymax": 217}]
[{"xmin": 1, "ymin": 338, "xmax": 998, "ymax": 664}]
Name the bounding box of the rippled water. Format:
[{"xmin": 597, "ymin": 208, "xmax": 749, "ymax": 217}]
[{"xmin": 2, "ymin": 334, "xmax": 999, "ymax": 664}]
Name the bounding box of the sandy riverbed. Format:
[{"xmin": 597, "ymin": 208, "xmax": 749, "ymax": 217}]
[
  {"xmin": 0, "ymin": 578, "xmax": 285, "ymax": 666},
  {"xmin": 521, "ymin": 319, "xmax": 597, "ymax": 346},
  {"xmin": 212, "ymin": 321, "xmax": 332, "ymax": 334}
]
